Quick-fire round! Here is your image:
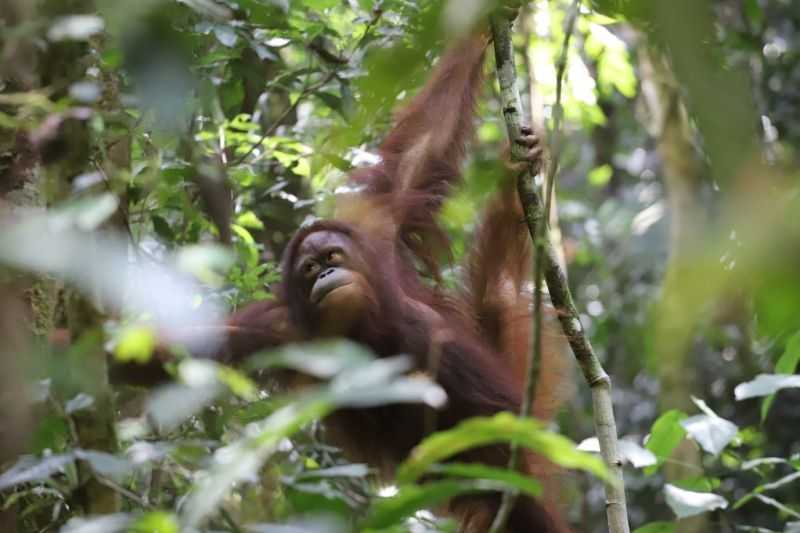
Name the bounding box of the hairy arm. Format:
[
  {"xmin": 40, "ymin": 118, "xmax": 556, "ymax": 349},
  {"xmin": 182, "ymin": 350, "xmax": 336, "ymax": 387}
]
[
  {"xmin": 339, "ymin": 35, "xmax": 488, "ymax": 273},
  {"xmin": 463, "ymin": 137, "xmax": 572, "ymax": 421},
  {"xmin": 464, "ymin": 181, "xmax": 533, "ymax": 376},
  {"xmin": 379, "ymin": 34, "xmax": 488, "ymax": 193}
]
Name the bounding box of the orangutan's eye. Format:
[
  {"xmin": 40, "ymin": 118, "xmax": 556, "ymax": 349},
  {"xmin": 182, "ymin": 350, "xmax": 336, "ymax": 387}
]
[
  {"xmin": 327, "ymin": 250, "xmax": 343, "ymax": 264},
  {"xmin": 304, "ymin": 261, "xmax": 320, "ymax": 277}
]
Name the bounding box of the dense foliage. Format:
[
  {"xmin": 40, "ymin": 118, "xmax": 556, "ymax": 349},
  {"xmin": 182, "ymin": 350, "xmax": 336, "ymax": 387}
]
[{"xmin": 1, "ymin": 0, "xmax": 799, "ymax": 532}]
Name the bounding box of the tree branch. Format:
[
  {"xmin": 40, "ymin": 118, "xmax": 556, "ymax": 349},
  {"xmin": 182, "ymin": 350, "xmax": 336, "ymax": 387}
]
[{"xmin": 488, "ymin": 4, "xmax": 631, "ymax": 533}]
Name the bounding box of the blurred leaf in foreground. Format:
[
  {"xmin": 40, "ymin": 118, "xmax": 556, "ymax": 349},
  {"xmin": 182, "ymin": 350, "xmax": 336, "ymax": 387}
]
[
  {"xmin": 0, "ymin": 211, "xmax": 225, "ymax": 353},
  {"xmin": 181, "ymin": 348, "xmax": 445, "ymax": 527},
  {"xmin": 663, "ymin": 484, "xmax": 728, "ymax": 519},
  {"xmin": 397, "ymin": 413, "xmax": 609, "ymax": 484}
]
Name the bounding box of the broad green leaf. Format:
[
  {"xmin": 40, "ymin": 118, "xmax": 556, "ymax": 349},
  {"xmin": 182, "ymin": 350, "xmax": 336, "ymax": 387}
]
[
  {"xmin": 644, "ymin": 410, "xmax": 687, "ymax": 475},
  {"xmin": 664, "ymin": 484, "xmax": 728, "ymax": 519},
  {"xmin": 397, "ymin": 413, "xmax": 609, "ymax": 484}
]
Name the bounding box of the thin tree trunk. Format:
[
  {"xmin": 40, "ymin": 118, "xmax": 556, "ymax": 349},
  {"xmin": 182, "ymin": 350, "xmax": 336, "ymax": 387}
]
[
  {"xmin": 639, "ymin": 46, "xmax": 708, "ymax": 533},
  {"xmin": 491, "ymin": 11, "xmax": 630, "ymax": 533},
  {"xmin": 0, "ymin": 3, "xmax": 61, "ymax": 529}
]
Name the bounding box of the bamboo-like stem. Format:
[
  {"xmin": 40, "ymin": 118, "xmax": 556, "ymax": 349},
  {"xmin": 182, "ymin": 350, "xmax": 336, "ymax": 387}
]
[{"xmin": 488, "ymin": 3, "xmax": 631, "ymax": 533}]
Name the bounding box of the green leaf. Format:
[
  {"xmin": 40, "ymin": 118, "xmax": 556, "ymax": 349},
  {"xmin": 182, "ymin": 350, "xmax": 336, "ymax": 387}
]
[
  {"xmin": 130, "ymin": 512, "xmax": 179, "ymax": 533},
  {"xmin": 644, "ymin": 410, "xmax": 687, "ymax": 475},
  {"xmin": 152, "ymin": 215, "xmax": 175, "ymax": 242},
  {"xmin": 236, "ymin": 211, "xmax": 265, "ymax": 229},
  {"xmin": 743, "ymin": 0, "xmax": 763, "ymax": 27},
  {"xmin": 632, "ymin": 522, "xmax": 676, "ymax": 533},
  {"xmin": 315, "ymin": 92, "xmax": 345, "ymax": 116},
  {"xmin": 182, "ymin": 351, "xmax": 445, "ymax": 527},
  {"xmin": 397, "ymin": 413, "xmax": 609, "ymax": 484},
  {"xmin": 776, "ymin": 332, "xmax": 800, "ymax": 374},
  {"xmin": 430, "ymin": 462, "xmax": 542, "ymax": 497},
  {"xmin": 114, "ymin": 325, "xmax": 156, "ymax": 363},
  {"xmin": 217, "ymin": 365, "xmax": 258, "ymax": 400},
  {"xmin": 588, "ymin": 164, "xmax": 613, "ymax": 186},
  {"xmin": 292, "ymin": 157, "xmax": 311, "ymax": 178},
  {"xmin": 231, "ymin": 223, "xmax": 259, "ymax": 267},
  {"xmin": 670, "ymin": 476, "xmax": 720, "ymax": 493},
  {"xmin": 304, "ymin": 0, "xmax": 340, "ymax": 10},
  {"xmin": 761, "ymin": 331, "xmax": 800, "ymax": 418}
]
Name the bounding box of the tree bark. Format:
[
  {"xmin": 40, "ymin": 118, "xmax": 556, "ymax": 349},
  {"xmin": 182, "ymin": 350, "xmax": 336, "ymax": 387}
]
[{"xmin": 490, "ymin": 11, "xmax": 630, "ymax": 533}]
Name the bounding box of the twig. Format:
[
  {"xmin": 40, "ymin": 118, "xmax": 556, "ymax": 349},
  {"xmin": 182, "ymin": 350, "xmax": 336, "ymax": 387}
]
[
  {"xmin": 95, "ymin": 475, "xmax": 149, "ymax": 508},
  {"xmin": 488, "ymin": 3, "xmax": 631, "ymax": 533}
]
